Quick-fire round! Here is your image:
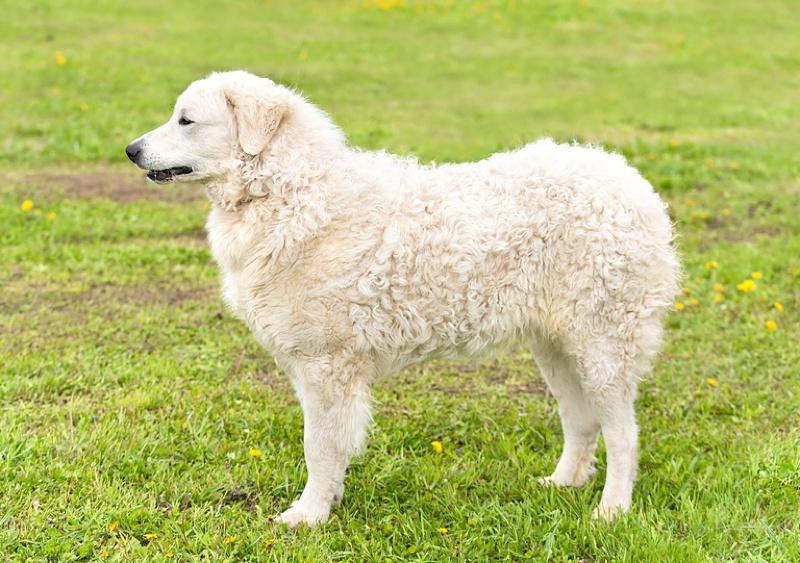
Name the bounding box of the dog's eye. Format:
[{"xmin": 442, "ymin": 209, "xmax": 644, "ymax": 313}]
[{"xmin": 178, "ymin": 117, "xmax": 194, "ymax": 126}]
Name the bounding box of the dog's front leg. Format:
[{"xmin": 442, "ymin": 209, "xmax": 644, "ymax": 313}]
[{"xmin": 276, "ymin": 358, "xmax": 372, "ymax": 528}]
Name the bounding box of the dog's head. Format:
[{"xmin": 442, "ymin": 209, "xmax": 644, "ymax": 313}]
[{"xmin": 125, "ymin": 71, "xmax": 289, "ymax": 184}]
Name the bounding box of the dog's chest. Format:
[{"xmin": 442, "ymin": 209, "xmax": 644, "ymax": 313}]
[
  {"xmin": 206, "ymin": 208, "xmax": 275, "ymax": 319},
  {"xmin": 205, "ymin": 206, "xmax": 316, "ymax": 353}
]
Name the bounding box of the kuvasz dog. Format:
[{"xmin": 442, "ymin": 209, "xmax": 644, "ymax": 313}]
[{"xmin": 126, "ymin": 71, "xmax": 679, "ymax": 527}]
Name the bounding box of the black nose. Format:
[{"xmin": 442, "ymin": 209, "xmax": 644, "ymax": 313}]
[{"xmin": 125, "ymin": 141, "xmax": 142, "ymax": 162}]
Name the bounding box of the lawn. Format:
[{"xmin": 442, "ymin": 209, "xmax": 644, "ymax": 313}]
[{"xmin": 1, "ymin": 0, "xmax": 799, "ymax": 560}]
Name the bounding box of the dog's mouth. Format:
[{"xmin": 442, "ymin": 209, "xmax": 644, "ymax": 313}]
[{"xmin": 146, "ymin": 166, "xmax": 193, "ymax": 183}]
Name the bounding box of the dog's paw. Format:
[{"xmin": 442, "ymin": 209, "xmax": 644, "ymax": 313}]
[
  {"xmin": 591, "ymin": 501, "xmax": 627, "ymax": 522},
  {"xmin": 537, "ymin": 472, "xmax": 589, "ymax": 488},
  {"xmin": 537, "ymin": 475, "xmax": 558, "ymax": 486},
  {"xmin": 275, "ymin": 500, "xmax": 330, "ymax": 528}
]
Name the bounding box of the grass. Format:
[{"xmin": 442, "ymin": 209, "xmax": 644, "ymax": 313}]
[{"xmin": 1, "ymin": 0, "xmax": 799, "ymax": 560}]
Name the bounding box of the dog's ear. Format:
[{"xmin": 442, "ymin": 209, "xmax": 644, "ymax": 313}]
[{"xmin": 225, "ymin": 87, "xmax": 287, "ymax": 156}]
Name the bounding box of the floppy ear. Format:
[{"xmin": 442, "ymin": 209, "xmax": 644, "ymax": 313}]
[{"xmin": 225, "ymin": 88, "xmax": 287, "ymax": 156}]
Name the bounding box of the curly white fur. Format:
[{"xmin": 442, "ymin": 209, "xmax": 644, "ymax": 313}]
[{"xmin": 128, "ymin": 71, "xmax": 680, "ymax": 526}]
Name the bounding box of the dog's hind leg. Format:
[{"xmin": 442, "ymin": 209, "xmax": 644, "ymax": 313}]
[
  {"xmin": 533, "ymin": 341, "xmax": 600, "ymax": 488},
  {"xmin": 591, "ymin": 386, "xmax": 638, "ymax": 520},
  {"xmin": 574, "ymin": 340, "xmax": 641, "ymax": 521},
  {"xmin": 276, "ymin": 357, "xmax": 373, "ymax": 528}
]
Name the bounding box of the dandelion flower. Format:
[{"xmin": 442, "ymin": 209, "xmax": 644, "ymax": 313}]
[
  {"xmin": 203, "ymin": 201, "xmax": 210, "ymax": 210},
  {"xmin": 713, "ymin": 283, "xmax": 724, "ymax": 292},
  {"xmin": 224, "ymin": 536, "xmax": 237, "ymax": 544},
  {"xmin": 431, "ymin": 440, "xmax": 443, "ymax": 454},
  {"xmin": 765, "ymin": 320, "xmax": 777, "ymax": 332},
  {"xmin": 689, "ymin": 298, "xmax": 699, "ymax": 306},
  {"xmin": 370, "ymin": 0, "xmax": 406, "ymax": 10},
  {"xmin": 682, "ymin": 287, "xmax": 691, "ymax": 296},
  {"xmin": 674, "ymin": 303, "xmax": 685, "ymax": 311},
  {"xmin": 706, "ymin": 378, "xmax": 718, "ymax": 387},
  {"xmin": 714, "ymin": 294, "xmax": 724, "ymax": 304},
  {"xmin": 21, "ymin": 199, "xmax": 34, "ymax": 212},
  {"xmin": 100, "ymin": 549, "xmax": 110, "ymax": 559},
  {"xmin": 108, "ymin": 522, "xmax": 119, "ymax": 533},
  {"xmin": 145, "ymin": 533, "xmax": 158, "ymax": 540},
  {"xmin": 248, "ymin": 448, "xmax": 262, "ymax": 458},
  {"xmin": 774, "ymin": 302, "xmax": 784, "ymax": 313},
  {"xmin": 54, "ymin": 51, "xmax": 67, "ymax": 65},
  {"xmin": 669, "ymin": 138, "xmax": 680, "ymax": 147},
  {"xmin": 47, "ymin": 211, "xmax": 57, "ymax": 221},
  {"xmin": 438, "ymin": 527, "xmax": 448, "ymax": 534},
  {"xmin": 736, "ymin": 279, "xmax": 756, "ymax": 292},
  {"xmin": 705, "ymin": 260, "xmax": 718, "ymax": 270},
  {"xmin": 751, "ymin": 271, "xmax": 762, "ymax": 280}
]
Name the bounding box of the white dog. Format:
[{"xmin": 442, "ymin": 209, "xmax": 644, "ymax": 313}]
[{"xmin": 126, "ymin": 71, "xmax": 679, "ymax": 527}]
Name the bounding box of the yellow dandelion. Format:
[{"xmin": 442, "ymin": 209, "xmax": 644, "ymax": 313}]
[
  {"xmin": 705, "ymin": 260, "xmax": 718, "ymax": 270},
  {"xmin": 713, "ymin": 283, "xmax": 724, "ymax": 292},
  {"xmin": 751, "ymin": 271, "xmax": 762, "ymax": 280},
  {"xmin": 100, "ymin": 549, "xmax": 110, "ymax": 559},
  {"xmin": 369, "ymin": 0, "xmax": 406, "ymax": 10},
  {"xmin": 79, "ymin": 102, "xmax": 89, "ymax": 111},
  {"xmin": 224, "ymin": 535, "xmax": 237, "ymax": 544},
  {"xmin": 431, "ymin": 440, "xmax": 443, "ymax": 454},
  {"xmin": 265, "ymin": 538, "xmax": 276, "ymax": 548},
  {"xmin": 774, "ymin": 302, "xmax": 784, "ymax": 313},
  {"xmin": 203, "ymin": 201, "xmax": 210, "ymax": 210},
  {"xmin": 736, "ymin": 279, "xmax": 756, "ymax": 292},
  {"xmin": 706, "ymin": 378, "xmax": 718, "ymax": 387},
  {"xmin": 108, "ymin": 522, "xmax": 119, "ymax": 533},
  {"xmin": 47, "ymin": 211, "xmax": 57, "ymax": 221},
  {"xmin": 714, "ymin": 294, "xmax": 724, "ymax": 304},
  {"xmin": 765, "ymin": 320, "xmax": 777, "ymax": 332},
  {"xmin": 54, "ymin": 51, "xmax": 67, "ymax": 65},
  {"xmin": 689, "ymin": 298, "xmax": 699, "ymax": 306},
  {"xmin": 681, "ymin": 287, "xmax": 691, "ymax": 296},
  {"xmin": 21, "ymin": 199, "xmax": 34, "ymax": 212},
  {"xmin": 144, "ymin": 533, "xmax": 158, "ymax": 540},
  {"xmin": 438, "ymin": 527, "xmax": 448, "ymax": 534},
  {"xmin": 674, "ymin": 302, "xmax": 685, "ymax": 311},
  {"xmin": 669, "ymin": 138, "xmax": 680, "ymax": 147},
  {"xmin": 248, "ymin": 448, "xmax": 262, "ymax": 458}
]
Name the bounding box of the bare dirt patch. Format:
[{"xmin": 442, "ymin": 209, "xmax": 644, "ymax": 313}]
[
  {"xmin": 3, "ymin": 167, "xmax": 205, "ymax": 204},
  {"xmin": 1, "ymin": 280, "xmax": 218, "ymax": 319}
]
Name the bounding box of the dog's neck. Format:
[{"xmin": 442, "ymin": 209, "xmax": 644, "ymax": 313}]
[
  {"xmin": 206, "ymin": 98, "xmax": 346, "ymax": 212},
  {"xmin": 204, "ymin": 137, "xmax": 344, "ymax": 268},
  {"xmin": 204, "ymin": 156, "xmax": 268, "ymax": 211}
]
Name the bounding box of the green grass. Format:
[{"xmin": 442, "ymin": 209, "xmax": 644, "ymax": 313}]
[{"xmin": 2, "ymin": 0, "xmax": 799, "ymax": 560}]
